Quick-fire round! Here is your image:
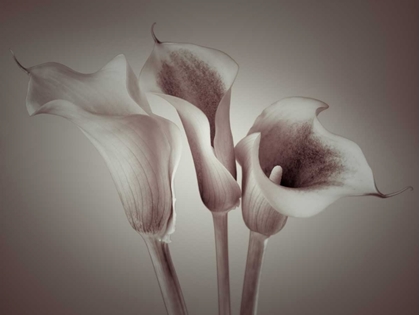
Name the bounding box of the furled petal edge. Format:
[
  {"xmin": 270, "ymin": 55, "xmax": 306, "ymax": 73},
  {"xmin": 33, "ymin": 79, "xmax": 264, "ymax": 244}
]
[
  {"xmin": 213, "ymin": 88, "xmax": 237, "ymax": 177},
  {"xmin": 152, "ymin": 93, "xmax": 241, "ymax": 213},
  {"xmin": 238, "ymin": 138, "xmax": 288, "ymax": 236},
  {"xmin": 26, "ymin": 54, "xmax": 150, "ymax": 117},
  {"xmin": 152, "ymin": 114, "xmax": 183, "ymax": 242}
]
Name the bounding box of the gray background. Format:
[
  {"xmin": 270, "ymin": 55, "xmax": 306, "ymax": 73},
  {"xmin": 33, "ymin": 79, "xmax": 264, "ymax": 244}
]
[{"xmin": 0, "ymin": 0, "xmax": 417, "ymax": 314}]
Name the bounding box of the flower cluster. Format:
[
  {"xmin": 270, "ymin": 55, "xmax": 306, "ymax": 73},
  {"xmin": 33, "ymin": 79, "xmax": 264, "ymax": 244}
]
[{"xmin": 14, "ymin": 25, "xmax": 410, "ymax": 315}]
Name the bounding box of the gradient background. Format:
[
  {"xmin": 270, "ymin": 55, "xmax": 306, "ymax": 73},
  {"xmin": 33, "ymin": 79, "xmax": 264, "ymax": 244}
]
[{"xmin": 0, "ymin": 0, "xmax": 418, "ymax": 314}]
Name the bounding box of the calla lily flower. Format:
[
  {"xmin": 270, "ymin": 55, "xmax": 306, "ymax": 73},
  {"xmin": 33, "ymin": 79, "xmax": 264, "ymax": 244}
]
[
  {"xmin": 138, "ymin": 25, "xmax": 241, "ymax": 315},
  {"xmin": 236, "ymin": 97, "xmax": 411, "ymax": 219},
  {"xmin": 236, "ymin": 97, "xmax": 411, "ymax": 315},
  {"xmin": 139, "ymin": 25, "xmax": 241, "ymax": 213},
  {"xmin": 13, "ymin": 52, "xmax": 188, "ymax": 315}
]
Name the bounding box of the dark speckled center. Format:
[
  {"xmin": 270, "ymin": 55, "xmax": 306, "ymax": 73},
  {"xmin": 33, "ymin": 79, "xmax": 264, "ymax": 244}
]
[
  {"xmin": 157, "ymin": 49, "xmax": 225, "ymax": 146},
  {"xmin": 259, "ymin": 123, "xmax": 344, "ymax": 188}
]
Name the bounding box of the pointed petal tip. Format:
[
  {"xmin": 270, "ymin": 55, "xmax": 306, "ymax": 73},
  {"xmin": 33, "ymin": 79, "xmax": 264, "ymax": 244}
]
[
  {"xmin": 284, "ymin": 96, "xmax": 329, "ymax": 114},
  {"xmin": 372, "ymin": 186, "xmax": 413, "ymax": 198},
  {"xmin": 151, "ymin": 23, "xmax": 161, "ymax": 44},
  {"xmin": 316, "ymin": 101, "xmax": 329, "ymax": 115},
  {"xmin": 10, "ymin": 49, "xmax": 30, "ymax": 75}
]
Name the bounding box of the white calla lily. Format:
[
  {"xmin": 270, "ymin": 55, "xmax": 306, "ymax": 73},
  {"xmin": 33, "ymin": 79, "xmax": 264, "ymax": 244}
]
[
  {"xmin": 138, "ymin": 25, "xmax": 241, "ymax": 315},
  {"xmin": 139, "ymin": 25, "xmax": 240, "ymax": 213},
  {"xmin": 13, "ymin": 52, "xmax": 187, "ymax": 315},
  {"xmin": 236, "ymin": 97, "xmax": 411, "ymax": 219},
  {"xmin": 236, "ymin": 97, "xmax": 411, "ymax": 315}
]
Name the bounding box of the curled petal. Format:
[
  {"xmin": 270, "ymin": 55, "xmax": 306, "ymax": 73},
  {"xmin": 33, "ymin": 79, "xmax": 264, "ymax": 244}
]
[
  {"xmin": 236, "ymin": 97, "xmax": 410, "ymax": 218},
  {"xmin": 240, "ymin": 145, "xmax": 287, "ymax": 236},
  {"xmin": 139, "ymin": 28, "xmax": 240, "ymax": 211},
  {"xmin": 22, "ymin": 55, "xmax": 182, "ymax": 241},
  {"xmin": 27, "ymin": 54, "xmax": 151, "ymax": 116},
  {"xmin": 153, "ymin": 94, "xmax": 241, "ymax": 212}
]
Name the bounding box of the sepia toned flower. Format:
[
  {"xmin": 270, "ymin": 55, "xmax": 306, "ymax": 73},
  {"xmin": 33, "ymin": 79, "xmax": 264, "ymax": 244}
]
[
  {"xmin": 235, "ymin": 96, "xmax": 411, "ymax": 315},
  {"xmin": 236, "ymin": 97, "xmax": 411, "ymax": 221},
  {"xmin": 138, "ymin": 25, "xmax": 242, "ymax": 315},
  {"xmin": 13, "ymin": 52, "xmax": 188, "ymax": 315},
  {"xmin": 139, "ymin": 25, "xmax": 241, "ymax": 213}
]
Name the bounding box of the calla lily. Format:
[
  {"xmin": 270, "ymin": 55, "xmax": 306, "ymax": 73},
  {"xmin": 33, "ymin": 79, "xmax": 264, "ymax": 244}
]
[
  {"xmin": 139, "ymin": 25, "xmax": 241, "ymax": 213},
  {"xmin": 235, "ymin": 97, "xmax": 411, "ymax": 315},
  {"xmin": 139, "ymin": 25, "xmax": 241, "ymax": 315},
  {"xmin": 236, "ymin": 97, "xmax": 411, "ymax": 219},
  {"xmin": 13, "ymin": 52, "xmax": 188, "ymax": 315}
]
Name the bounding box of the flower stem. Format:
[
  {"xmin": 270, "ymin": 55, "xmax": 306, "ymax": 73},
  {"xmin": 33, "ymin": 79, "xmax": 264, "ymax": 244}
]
[
  {"xmin": 143, "ymin": 236, "xmax": 188, "ymax": 315},
  {"xmin": 212, "ymin": 212, "xmax": 231, "ymax": 315},
  {"xmin": 240, "ymin": 231, "xmax": 269, "ymax": 315}
]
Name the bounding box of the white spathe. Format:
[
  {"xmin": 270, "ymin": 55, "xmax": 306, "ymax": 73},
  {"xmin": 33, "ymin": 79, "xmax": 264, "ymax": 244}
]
[
  {"xmin": 139, "ymin": 26, "xmax": 240, "ymax": 213},
  {"xmin": 236, "ymin": 97, "xmax": 411, "ymax": 218},
  {"xmin": 21, "ymin": 54, "xmax": 182, "ymax": 242}
]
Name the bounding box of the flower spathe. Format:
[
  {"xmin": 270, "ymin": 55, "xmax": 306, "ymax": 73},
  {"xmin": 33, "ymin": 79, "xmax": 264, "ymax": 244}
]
[
  {"xmin": 139, "ymin": 25, "xmax": 241, "ymax": 213},
  {"xmin": 236, "ymin": 97, "xmax": 411, "ymax": 219},
  {"xmin": 17, "ymin": 53, "xmax": 182, "ymax": 242}
]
